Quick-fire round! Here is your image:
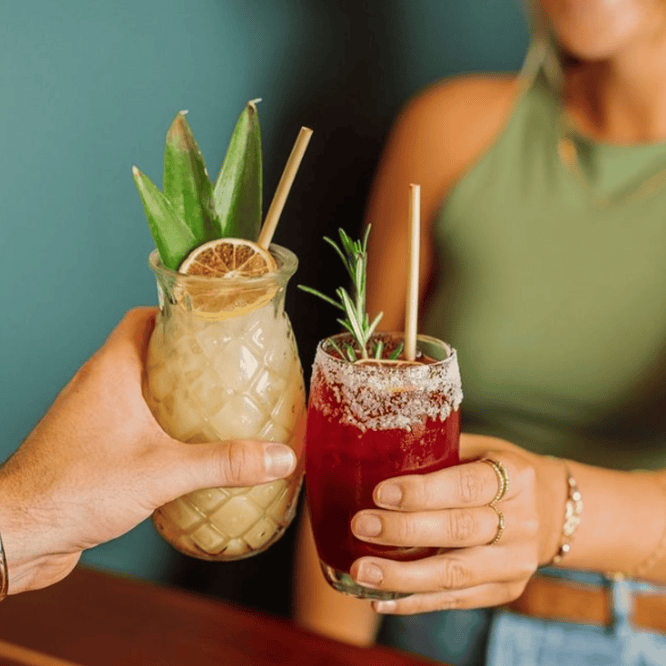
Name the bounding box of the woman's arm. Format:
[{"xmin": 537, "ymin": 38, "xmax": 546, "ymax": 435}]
[
  {"xmin": 366, "ymin": 75, "xmax": 521, "ymax": 330},
  {"xmin": 293, "ymin": 74, "xmax": 521, "ymax": 642},
  {"xmin": 560, "ymin": 460, "xmax": 666, "ymax": 579}
]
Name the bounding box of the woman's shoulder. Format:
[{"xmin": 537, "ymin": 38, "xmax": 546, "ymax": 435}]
[
  {"xmin": 391, "ymin": 74, "xmax": 523, "ymax": 189},
  {"xmin": 402, "ymin": 73, "xmax": 521, "ymax": 128}
]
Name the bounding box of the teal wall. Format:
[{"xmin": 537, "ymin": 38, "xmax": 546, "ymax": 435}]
[{"xmin": 1, "ymin": 0, "xmax": 528, "ymax": 594}]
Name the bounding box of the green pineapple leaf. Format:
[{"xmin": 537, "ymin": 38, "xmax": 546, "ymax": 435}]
[
  {"xmin": 163, "ymin": 110, "xmax": 221, "ymax": 243},
  {"xmin": 132, "ymin": 166, "xmax": 196, "ymax": 270},
  {"xmin": 212, "ymin": 99, "xmax": 263, "ymax": 241}
]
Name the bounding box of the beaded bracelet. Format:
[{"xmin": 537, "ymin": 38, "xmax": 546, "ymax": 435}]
[
  {"xmin": 0, "ymin": 529, "xmax": 7, "ymax": 601},
  {"xmin": 549, "ymin": 462, "xmax": 583, "ymax": 565}
]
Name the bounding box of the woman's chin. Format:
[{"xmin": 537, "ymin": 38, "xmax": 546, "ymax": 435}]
[{"xmin": 555, "ymin": 28, "xmax": 643, "ymax": 61}]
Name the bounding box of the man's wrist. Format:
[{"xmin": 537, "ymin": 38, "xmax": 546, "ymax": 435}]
[
  {"xmin": 0, "ymin": 527, "xmax": 7, "ymax": 600},
  {"xmin": 0, "ymin": 476, "xmax": 41, "ymax": 595}
]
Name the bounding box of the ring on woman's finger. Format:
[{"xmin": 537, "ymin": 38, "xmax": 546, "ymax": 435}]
[
  {"xmin": 487, "ymin": 504, "xmax": 505, "ymax": 545},
  {"xmin": 481, "ymin": 457, "xmax": 510, "ymax": 505}
]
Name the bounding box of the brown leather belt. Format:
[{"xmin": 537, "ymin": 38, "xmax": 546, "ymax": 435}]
[{"xmin": 504, "ymin": 575, "xmax": 666, "ymax": 635}]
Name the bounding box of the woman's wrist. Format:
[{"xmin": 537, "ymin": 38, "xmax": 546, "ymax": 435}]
[
  {"xmin": 534, "ymin": 454, "xmax": 570, "ymax": 566},
  {"xmin": 547, "ymin": 462, "xmax": 584, "ymax": 566},
  {"xmin": 540, "ymin": 463, "xmax": 666, "ymax": 581}
]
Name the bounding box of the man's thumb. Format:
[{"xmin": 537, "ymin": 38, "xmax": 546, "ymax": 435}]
[{"xmin": 173, "ymin": 440, "xmax": 297, "ymax": 495}]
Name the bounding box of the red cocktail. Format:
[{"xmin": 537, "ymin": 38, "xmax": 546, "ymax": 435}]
[{"xmin": 305, "ymin": 332, "xmax": 462, "ymax": 600}]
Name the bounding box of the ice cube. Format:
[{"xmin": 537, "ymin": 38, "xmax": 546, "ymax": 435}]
[
  {"xmin": 247, "ymin": 479, "xmax": 287, "ymax": 508},
  {"xmin": 210, "ymin": 495, "xmax": 263, "ymax": 538},
  {"xmin": 266, "ymin": 485, "xmax": 296, "ymax": 525},
  {"xmin": 147, "ymin": 363, "xmax": 176, "ymax": 401},
  {"xmin": 189, "ymin": 524, "xmax": 229, "ymax": 554},
  {"xmin": 213, "ymin": 339, "xmax": 260, "ymax": 392},
  {"xmin": 244, "ymin": 517, "xmax": 280, "ymax": 549},
  {"xmin": 222, "ymin": 538, "xmax": 250, "ymax": 558},
  {"xmin": 167, "ymin": 400, "xmax": 205, "ymax": 441},
  {"xmin": 187, "ymin": 487, "xmax": 230, "ymax": 514},
  {"xmin": 259, "ymin": 420, "xmax": 291, "ymax": 444},
  {"xmin": 158, "ymin": 497, "xmax": 203, "ymax": 532},
  {"xmin": 251, "ymin": 368, "xmax": 288, "ymax": 411},
  {"xmin": 195, "ymin": 324, "xmax": 233, "ymax": 358},
  {"xmin": 209, "ymin": 394, "xmax": 267, "ymax": 440},
  {"xmin": 271, "ymin": 376, "xmax": 306, "ymax": 430},
  {"xmin": 187, "ymin": 367, "xmax": 230, "ymax": 414}
]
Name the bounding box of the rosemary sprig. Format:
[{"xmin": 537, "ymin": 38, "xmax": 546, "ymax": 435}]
[
  {"xmin": 299, "ymin": 226, "xmax": 384, "ymax": 361},
  {"xmin": 388, "ymin": 341, "xmax": 405, "ymax": 360}
]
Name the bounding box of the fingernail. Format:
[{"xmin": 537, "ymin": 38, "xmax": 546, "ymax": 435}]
[
  {"xmin": 356, "ymin": 562, "xmax": 383, "ymax": 586},
  {"xmin": 265, "ymin": 444, "xmax": 296, "ymax": 478},
  {"xmin": 377, "ymin": 483, "xmax": 402, "ymax": 507},
  {"xmin": 353, "ymin": 513, "xmax": 382, "ymax": 537},
  {"xmin": 374, "ymin": 600, "xmax": 396, "ymax": 613}
]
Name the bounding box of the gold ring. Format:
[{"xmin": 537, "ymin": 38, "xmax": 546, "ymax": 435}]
[
  {"xmin": 487, "ymin": 504, "xmax": 505, "ymax": 546},
  {"xmin": 481, "ymin": 458, "xmax": 510, "ymax": 505}
]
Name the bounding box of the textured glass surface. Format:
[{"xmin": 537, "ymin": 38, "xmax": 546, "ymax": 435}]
[{"xmin": 144, "ymin": 247, "xmax": 305, "ymax": 561}]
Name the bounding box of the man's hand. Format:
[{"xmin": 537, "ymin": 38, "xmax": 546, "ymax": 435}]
[{"xmin": 0, "ymin": 308, "xmax": 297, "ymax": 595}]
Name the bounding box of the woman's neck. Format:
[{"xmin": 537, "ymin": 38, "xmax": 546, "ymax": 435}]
[{"xmin": 564, "ymin": 37, "xmax": 666, "ymax": 144}]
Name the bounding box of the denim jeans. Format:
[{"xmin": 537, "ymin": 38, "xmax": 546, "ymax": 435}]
[{"xmin": 377, "ymin": 568, "xmax": 666, "ymax": 666}]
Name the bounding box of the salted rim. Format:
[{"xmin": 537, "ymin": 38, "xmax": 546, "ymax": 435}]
[{"xmin": 310, "ymin": 332, "xmax": 463, "ymax": 431}]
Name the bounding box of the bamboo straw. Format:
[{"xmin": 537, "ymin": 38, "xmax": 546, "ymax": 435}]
[
  {"xmin": 257, "ymin": 126, "xmax": 314, "ymax": 249},
  {"xmin": 404, "ymin": 184, "xmax": 421, "ymax": 361}
]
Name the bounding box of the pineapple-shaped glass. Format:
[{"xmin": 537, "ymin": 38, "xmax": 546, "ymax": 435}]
[{"xmin": 143, "ymin": 244, "xmax": 305, "ymax": 561}]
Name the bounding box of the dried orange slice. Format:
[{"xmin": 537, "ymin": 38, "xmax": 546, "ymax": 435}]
[
  {"xmin": 177, "ymin": 239, "xmax": 278, "ymax": 318},
  {"xmin": 179, "ymin": 238, "xmax": 277, "ymax": 277}
]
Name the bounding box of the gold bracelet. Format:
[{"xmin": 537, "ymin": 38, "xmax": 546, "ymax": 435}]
[
  {"xmin": 614, "ymin": 473, "xmax": 666, "ymax": 581},
  {"xmin": 549, "ymin": 462, "xmax": 583, "ymax": 565},
  {"xmin": 0, "ymin": 528, "xmax": 7, "ymax": 601}
]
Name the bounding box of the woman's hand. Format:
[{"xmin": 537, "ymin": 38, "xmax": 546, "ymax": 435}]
[
  {"xmin": 349, "ymin": 434, "xmax": 565, "ymax": 614},
  {"xmin": 0, "ymin": 308, "xmax": 297, "ymax": 596}
]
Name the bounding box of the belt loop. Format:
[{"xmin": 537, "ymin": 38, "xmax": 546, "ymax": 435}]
[{"xmin": 606, "ymin": 576, "xmax": 633, "ymax": 638}]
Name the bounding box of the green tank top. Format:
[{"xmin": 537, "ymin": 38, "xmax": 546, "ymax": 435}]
[{"xmin": 423, "ymin": 66, "xmax": 666, "ymax": 470}]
